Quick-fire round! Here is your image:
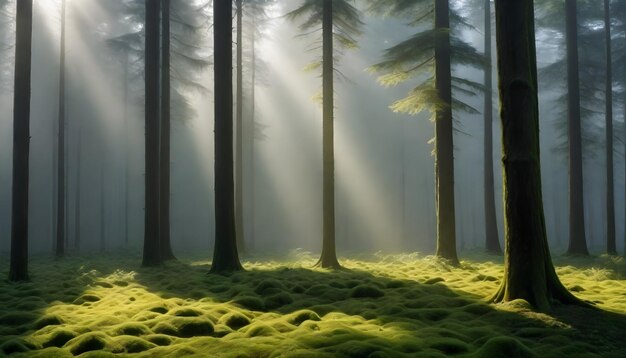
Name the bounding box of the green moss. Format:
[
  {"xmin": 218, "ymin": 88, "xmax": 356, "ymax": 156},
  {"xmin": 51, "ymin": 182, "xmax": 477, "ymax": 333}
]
[
  {"xmin": 232, "ymin": 296, "xmax": 265, "ymax": 311},
  {"xmin": 351, "ymin": 285, "xmax": 385, "ymax": 299},
  {"xmin": 115, "ymin": 335, "xmax": 157, "ymax": 353},
  {"xmin": 219, "ymin": 312, "xmax": 251, "ymax": 330},
  {"xmin": 34, "ymin": 314, "xmax": 64, "ymax": 329},
  {"xmin": 169, "ymin": 307, "xmax": 204, "ymax": 317},
  {"xmin": 255, "ymin": 279, "xmax": 287, "ymax": 295},
  {"xmin": 144, "ymin": 334, "xmax": 173, "ymax": 346},
  {"xmin": 245, "ymin": 323, "xmax": 279, "ymax": 337},
  {"xmin": 424, "ymin": 277, "xmax": 445, "ymax": 285},
  {"xmin": 73, "ymin": 294, "xmax": 101, "ymax": 305},
  {"xmin": 148, "ymin": 306, "xmax": 169, "ymax": 314},
  {"xmin": 171, "ymin": 317, "xmax": 214, "ymax": 337},
  {"xmin": 114, "ymin": 323, "xmax": 151, "ymax": 336},
  {"xmin": 427, "ymin": 338, "xmax": 469, "ymax": 355},
  {"xmin": 65, "ymin": 332, "xmax": 109, "ymax": 355},
  {"xmin": 0, "ymin": 311, "xmax": 38, "ymax": 326},
  {"xmin": 265, "ymin": 292, "xmax": 294, "ymax": 309},
  {"xmin": 42, "ymin": 329, "xmax": 78, "ymax": 348},
  {"xmin": 1, "ymin": 339, "xmax": 30, "ymax": 355},
  {"xmin": 287, "ymin": 310, "xmax": 321, "ymax": 326},
  {"xmin": 473, "ymin": 337, "xmax": 535, "ymax": 358}
]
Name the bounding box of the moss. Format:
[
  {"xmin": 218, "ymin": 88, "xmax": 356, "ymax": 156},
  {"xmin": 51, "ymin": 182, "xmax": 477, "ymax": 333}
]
[
  {"xmin": 18, "ymin": 347, "xmax": 72, "ymax": 357},
  {"xmin": 148, "ymin": 306, "xmax": 169, "ymax": 314},
  {"xmin": 115, "ymin": 335, "xmax": 157, "ymax": 353},
  {"xmin": 351, "ymin": 285, "xmax": 385, "ymax": 299},
  {"xmin": 34, "ymin": 314, "xmax": 64, "ymax": 329},
  {"xmin": 1, "ymin": 339, "xmax": 30, "ymax": 355},
  {"xmin": 42, "ymin": 329, "xmax": 78, "ymax": 348},
  {"xmin": 427, "ymin": 338, "xmax": 469, "ymax": 355},
  {"xmin": 473, "ymin": 337, "xmax": 535, "ymax": 358},
  {"xmin": 171, "ymin": 317, "xmax": 214, "ymax": 337},
  {"xmin": 287, "ymin": 310, "xmax": 321, "ymax": 326},
  {"xmin": 254, "ymin": 279, "xmax": 287, "ymax": 295},
  {"xmin": 473, "ymin": 274, "xmax": 498, "ymax": 282},
  {"xmin": 153, "ymin": 322, "xmax": 178, "ymax": 336},
  {"xmin": 65, "ymin": 332, "xmax": 109, "ymax": 355},
  {"xmin": 219, "ymin": 312, "xmax": 251, "ymax": 330},
  {"xmin": 332, "ymin": 341, "xmax": 386, "ymax": 357},
  {"xmin": 0, "ymin": 311, "xmax": 38, "ymax": 326},
  {"xmin": 169, "ymin": 307, "xmax": 204, "ymax": 317},
  {"xmin": 245, "ymin": 323, "xmax": 279, "ymax": 337},
  {"xmin": 73, "ymin": 294, "xmax": 101, "ymax": 305},
  {"xmin": 424, "ymin": 277, "xmax": 445, "ymax": 285},
  {"xmin": 233, "ymin": 296, "xmax": 265, "ymax": 311},
  {"xmin": 265, "ymin": 292, "xmax": 294, "ymax": 309},
  {"xmin": 144, "ymin": 334, "xmax": 173, "ymax": 346},
  {"xmin": 115, "ymin": 322, "xmax": 151, "ymax": 336}
]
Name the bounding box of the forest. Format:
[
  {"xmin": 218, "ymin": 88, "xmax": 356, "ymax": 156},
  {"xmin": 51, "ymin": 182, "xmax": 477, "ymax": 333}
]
[{"xmin": 0, "ymin": 0, "xmax": 625, "ymax": 356}]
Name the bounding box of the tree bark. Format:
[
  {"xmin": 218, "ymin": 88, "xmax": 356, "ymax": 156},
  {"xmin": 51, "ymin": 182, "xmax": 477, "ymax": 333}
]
[
  {"xmin": 211, "ymin": 0, "xmax": 243, "ymax": 273},
  {"xmin": 160, "ymin": 0, "xmax": 175, "ymax": 260},
  {"xmin": 434, "ymin": 0, "xmax": 459, "ymax": 265},
  {"xmin": 9, "ymin": 0, "xmax": 33, "ymax": 282},
  {"xmin": 55, "ymin": 0, "xmax": 67, "ymax": 258},
  {"xmin": 565, "ymin": 0, "xmax": 589, "ymax": 256},
  {"xmin": 492, "ymin": 0, "xmax": 587, "ymax": 311},
  {"xmin": 249, "ymin": 10, "xmax": 257, "ymax": 251},
  {"xmin": 604, "ymin": 0, "xmax": 616, "ymax": 255},
  {"xmin": 235, "ymin": 0, "xmax": 246, "ymax": 255},
  {"xmin": 316, "ymin": 0, "xmax": 341, "ymax": 269},
  {"xmin": 142, "ymin": 0, "xmax": 162, "ymax": 267},
  {"xmin": 483, "ymin": 0, "xmax": 501, "ymax": 255}
]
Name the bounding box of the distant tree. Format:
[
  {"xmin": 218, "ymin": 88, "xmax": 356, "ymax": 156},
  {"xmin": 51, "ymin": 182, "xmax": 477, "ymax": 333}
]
[
  {"xmin": 235, "ymin": 0, "xmax": 245, "ymax": 254},
  {"xmin": 368, "ymin": 0, "xmax": 484, "ymax": 265},
  {"xmin": 492, "ymin": 0, "xmax": 586, "ymax": 311},
  {"xmin": 603, "ymin": 0, "xmax": 617, "ymax": 255},
  {"xmin": 9, "ymin": 0, "xmax": 32, "ymax": 282},
  {"xmin": 142, "ymin": 0, "xmax": 162, "ymax": 267},
  {"xmin": 55, "ymin": 0, "xmax": 67, "ymax": 258},
  {"xmin": 211, "ymin": 0, "xmax": 243, "ymax": 273}
]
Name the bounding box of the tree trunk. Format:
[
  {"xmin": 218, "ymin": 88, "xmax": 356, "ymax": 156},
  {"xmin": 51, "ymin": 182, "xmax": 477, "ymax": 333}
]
[
  {"xmin": 604, "ymin": 0, "xmax": 616, "ymax": 255},
  {"xmin": 483, "ymin": 0, "xmax": 501, "ymax": 255},
  {"xmin": 100, "ymin": 160, "xmax": 105, "ymax": 253},
  {"xmin": 9, "ymin": 0, "xmax": 33, "ymax": 282},
  {"xmin": 142, "ymin": 0, "xmax": 161, "ymax": 267},
  {"xmin": 434, "ymin": 0, "xmax": 459, "ymax": 265},
  {"xmin": 55, "ymin": 0, "xmax": 67, "ymax": 258},
  {"xmin": 74, "ymin": 116, "xmax": 81, "ymax": 251},
  {"xmin": 492, "ymin": 0, "xmax": 587, "ymax": 311},
  {"xmin": 249, "ymin": 11, "xmax": 257, "ymax": 251},
  {"xmin": 160, "ymin": 0, "xmax": 175, "ymax": 260},
  {"xmin": 316, "ymin": 0, "xmax": 341, "ymax": 269},
  {"xmin": 211, "ymin": 0, "xmax": 243, "ymax": 273},
  {"xmin": 123, "ymin": 53, "xmax": 129, "ymax": 246},
  {"xmin": 235, "ymin": 0, "xmax": 246, "ymax": 254},
  {"xmin": 565, "ymin": 0, "xmax": 589, "ymax": 256}
]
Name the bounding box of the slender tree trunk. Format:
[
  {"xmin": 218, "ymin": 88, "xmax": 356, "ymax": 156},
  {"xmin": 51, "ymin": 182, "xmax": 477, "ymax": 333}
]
[
  {"xmin": 55, "ymin": 0, "xmax": 67, "ymax": 258},
  {"xmin": 123, "ymin": 53, "xmax": 129, "ymax": 246},
  {"xmin": 434, "ymin": 0, "xmax": 459, "ymax": 265},
  {"xmin": 9, "ymin": 0, "xmax": 33, "ymax": 282},
  {"xmin": 100, "ymin": 160, "xmax": 105, "ymax": 253},
  {"xmin": 483, "ymin": 0, "xmax": 501, "ymax": 254},
  {"xmin": 235, "ymin": 0, "xmax": 246, "ymax": 254},
  {"xmin": 249, "ymin": 12, "xmax": 257, "ymax": 251},
  {"xmin": 316, "ymin": 0, "xmax": 341, "ymax": 269},
  {"xmin": 143, "ymin": 0, "xmax": 161, "ymax": 267},
  {"xmin": 492, "ymin": 0, "xmax": 586, "ymax": 311},
  {"xmin": 74, "ymin": 116, "xmax": 81, "ymax": 251},
  {"xmin": 160, "ymin": 0, "xmax": 175, "ymax": 260},
  {"xmin": 211, "ymin": 0, "xmax": 243, "ymax": 273},
  {"xmin": 604, "ymin": 0, "xmax": 616, "ymax": 255},
  {"xmin": 565, "ymin": 0, "xmax": 589, "ymax": 256}
]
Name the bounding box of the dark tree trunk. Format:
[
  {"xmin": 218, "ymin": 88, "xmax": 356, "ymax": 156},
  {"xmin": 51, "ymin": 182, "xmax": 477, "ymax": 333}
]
[
  {"xmin": 235, "ymin": 0, "xmax": 246, "ymax": 254},
  {"xmin": 160, "ymin": 0, "xmax": 175, "ymax": 260},
  {"xmin": 483, "ymin": 0, "xmax": 501, "ymax": 255},
  {"xmin": 249, "ymin": 11, "xmax": 257, "ymax": 250},
  {"xmin": 143, "ymin": 0, "xmax": 162, "ymax": 267},
  {"xmin": 9, "ymin": 0, "xmax": 33, "ymax": 282},
  {"xmin": 55, "ymin": 0, "xmax": 67, "ymax": 258},
  {"xmin": 604, "ymin": 0, "xmax": 616, "ymax": 255},
  {"xmin": 316, "ymin": 0, "xmax": 341, "ymax": 269},
  {"xmin": 565, "ymin": 0, "xmax": 589, "ymax": 256},
  {"xmin": 492, "ymin": 0, "xmax": 586, "ymax": 311},
  {"xmin": 211, "ymin": 0, "xmax": 243, "ymax": 273},
  {"xmin": 434, "ymin": 0, "xmax": 459, "ymax": 265}
]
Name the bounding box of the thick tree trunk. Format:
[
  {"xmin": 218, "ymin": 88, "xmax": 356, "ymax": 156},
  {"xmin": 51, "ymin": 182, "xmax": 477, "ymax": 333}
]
[
  {"xmin": 483, "ymin": 0, "xmax": 501, "ymax": 255},
  {"xmin": 604, "ymin": 0, "xmax": 616, "ymax": 255},
  {"xmin": 235, "ymin": 0, "xmax": 246, "ymax": 254},
  {"xmin": 9, "ymin": 0, "xmax": 33, "ymax": 282},
  {"xmin": 211, "ymin": 0, "xmax": 243, "ymax": 273},
  {"xmin": 492, "ymin": 0, "xmax": 587, "ymax": 311},
  {"xmin": 434, "ymin": 0, "xmax": 459, "ymax": 265},
  {"xmin": 565, "ymin": 0, "xmax": 589, "ymax": 256},
  {"xmin": 160, "ymin": 0, "xmax": 175, "ymax": 260},
  {"xmin": 142, "ymin": 0, "xmax": 162, "ymax": 267},
  {"xmin": 316, "ymin": 0, "xmax": 341, "ymax": 269},
  {"xmin": 55, "ymin": 0, "xmax": 67, "ymax": 258}
]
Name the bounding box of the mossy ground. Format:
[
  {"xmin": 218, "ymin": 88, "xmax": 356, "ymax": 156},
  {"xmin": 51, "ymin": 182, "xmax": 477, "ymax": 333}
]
[{"xmin": 1, "ymin": 251, "xmax": 625, "ymax": 357}]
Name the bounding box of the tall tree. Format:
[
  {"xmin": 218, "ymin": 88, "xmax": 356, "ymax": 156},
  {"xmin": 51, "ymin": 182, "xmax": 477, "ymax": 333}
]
[
  {"xmin": 160, "ymin": 0, "xmax": 176, "ymax": 260},
  {"xmin": 211, "ymin": 0, "xmax": 243, "ymax": 273},
  {"xmin": 483, "ymin": 0, "xmax": 501, "ymax": 254},
  {"xmin": 142, "ymin": 0, "xmax": 162, "ymax": 267},
  {"xmin": 235, "ymin": 0, "xmax": 245, "ymax": 254},
  {"xmin": 565, "ymin": 0, "xmax": 589, "ymax": 256},
  {"xmin": 492, "ymin": 0, "xmax": 586, "ymax": 311},
  {"xmin": 9, "ymin": 0, "xmax": 33, "ymax": 282},
  {"xmin": 55, "ymin": 0, "xmax": 67, "ymax": 258},
  {"xmin": 604, "ymin": 0, "xmax": 616, "ymax": 255},
  {"xmin": 287, "ymin": 0, "xmax": 362, "ymax": 269}
]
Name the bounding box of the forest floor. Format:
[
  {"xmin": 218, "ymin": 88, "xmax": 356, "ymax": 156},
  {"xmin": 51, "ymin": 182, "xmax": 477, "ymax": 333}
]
[{"xmin": 0, "ymin": 250, "xmax": 625, "ymax": 357}]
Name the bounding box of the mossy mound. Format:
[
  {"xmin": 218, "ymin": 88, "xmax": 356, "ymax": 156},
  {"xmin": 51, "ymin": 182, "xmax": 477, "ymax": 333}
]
[
  {"xmin": 474, "ymin": 336, "xmax": 535, "ymax": 357},
  {"xmin": 232, "ymin": 296, "xmax": 265, "ymax": 311},
  {"xmin": 350, "ymin": 285, "xmax": 385, "ymax": 298},
  {"xmin": 287, "ymin": 310, "xmax": 321, "ymax": 326},
  {"xmin": 114, "ymin": 322, "xmax": 151, "ymax": 336},
  {"xmin": 169, "ymin": 317, "xmax": 214, "ymax": 338},
  {"xmin": 34, "ymin": 314, "xmax": 64, "ymax": 329},
  {"xmin": 73, "ymin": 294, "xmax": 102, "ymax": 305},
  {"xmin": 254, "ymin": 278, "xmax": 287, "ymax": 295},
  {"xmin": 219, "ymin": 312, "xmax": 251, "ymax": 330},
  {"xmin": 0, "ymin": 311, "xmax": 38, "ymax": 327},
  {"xmin": 265, "ymin": 292, "xmax": 294, "ymax": 309},
  {"xmin": 42, "ymin": 329, "xmax": 79, "ymax": 348},
  {"xmin": 65, "ymin": 332, "xmax": 110, "ymax": 355},
  {"xmin": 114, "ymin": 335, "xmax": 157, "ymax": 353}
]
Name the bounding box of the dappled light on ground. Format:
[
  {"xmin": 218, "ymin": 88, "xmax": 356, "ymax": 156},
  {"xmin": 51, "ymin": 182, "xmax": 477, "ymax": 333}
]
[{"xmin": 0, "ymin": 252, "xmax": 625, "ymax": 356}]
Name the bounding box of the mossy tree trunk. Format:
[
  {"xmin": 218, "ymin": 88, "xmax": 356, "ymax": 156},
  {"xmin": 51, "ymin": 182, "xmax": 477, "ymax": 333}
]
[
  {"xmin": 316, "ymin": 0, "xmax": 341, "ymax": 269},
  {"xmin": 9, "ymin": 0, "xmax": 33, "ymax": 282},
  {"xmin": 142, "ymin": 0, "xmax": 162, "ymax": 267},
  {"xmin": 160, "ymin": 0, "xmax": 176, "ymax": 261},
  {"xmin": 235, "ymin": 0, "xmax": 246, "ymax": 254},
  {"xmin": 565, "ymin": 0, "xmax": 588, "ymax": 256},
  {"xmin": 483, "ymin": 0, "xmax": 501, "ymax": 255},
  {"xmin": 55, "ymin": 0, "xmax": 67, "ymax": 259},
  {"xmin": 434, "ymin": 0, "xmax": 459, "ymax": 265},
  {"xmin": 211, "ymin": 0, "xmax": 243, "ymax": 273},
  {"xmin": 604, "ymin": 0, "xmax": 616, "ymax": 255},
  {"xmin": 492, "ymin": 0, "xmax": 587, "ymax": 311}
]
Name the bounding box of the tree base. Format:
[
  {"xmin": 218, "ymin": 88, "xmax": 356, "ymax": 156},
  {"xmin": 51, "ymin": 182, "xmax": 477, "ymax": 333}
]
[{"xmin": 313, "ymin": 256, "xmax": 342, "ymax": 270}]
